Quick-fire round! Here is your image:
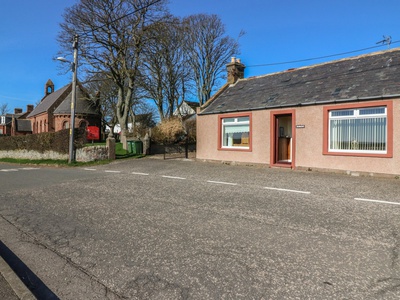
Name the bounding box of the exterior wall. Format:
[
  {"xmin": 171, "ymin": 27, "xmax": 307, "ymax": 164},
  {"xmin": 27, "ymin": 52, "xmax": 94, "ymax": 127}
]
[
  {"xmin": 295, "ymin": 100, "xmax": 400, "ymax": 175},
  {"xmin": 197, "ymin": 110, "xmax": 271, "ymax": 164},
  {"xmin": 30, "ymin": 112, "xmax": 51, "ymax": 134},
  {"xmin": 31, "ymin": 114, "xmax": 101, "ymax": 137},
  {"xmin": 0, "ymin": 124, "xmax": 11, "ymax": 136},
  {"xmin": 54, "ymin": 115, "xmax": 71, "ymax": 131},
  {"xmin": 197, "ymin": 98, "xmax": 400, "ymax": 176},
  {"xmin": 0, "ymin": 116, "xmax": 11, "ymax": 135}
]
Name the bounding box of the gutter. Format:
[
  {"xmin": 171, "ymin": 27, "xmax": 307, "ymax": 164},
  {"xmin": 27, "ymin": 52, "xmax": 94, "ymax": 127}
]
[{"xmin": 198, "ymin": 94, "xmax": 400, "ymax": 115}]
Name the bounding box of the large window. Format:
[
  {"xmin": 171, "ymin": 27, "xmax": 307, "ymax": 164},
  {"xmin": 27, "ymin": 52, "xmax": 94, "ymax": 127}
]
[
  {"xmin": 328, "ymin": 106, "xmax": 387, "ymax": 154},
  {"xmin": 221, "ymin": 115, "xmax": 250, "ymax": 149}
]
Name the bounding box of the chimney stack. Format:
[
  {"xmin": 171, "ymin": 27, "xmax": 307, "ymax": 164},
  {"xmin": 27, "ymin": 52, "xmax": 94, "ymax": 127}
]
[
  {"xmin": 14, "ymin": 108, "xmax": 22, "ymax": 114},
  {"xmin": 226, "ymin": 57, "xmax": 245, "ymax": 84},
  {"xmin": 27, "ymin": 104, "xmax": 34, "ymax": 113}
]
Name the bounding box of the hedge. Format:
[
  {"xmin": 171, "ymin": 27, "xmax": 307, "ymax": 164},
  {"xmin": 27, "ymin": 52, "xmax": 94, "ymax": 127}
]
[{"xmin": 0, "ymin": 128, "xmax": 87, "ymax": 154}]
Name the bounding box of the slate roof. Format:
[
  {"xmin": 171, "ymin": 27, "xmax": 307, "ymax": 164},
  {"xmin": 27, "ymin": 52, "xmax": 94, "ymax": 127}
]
[
  {"xmin": 200, "ymin": 48, "xmax": 400, "ymax": 115},
  {"xmin": 15, "ymin": 119, "xmax": 32, "ymax": 132},
  {"xmin": 27, "ymin": 83, "xmax": 98, "ymax": 117},
  {"xmin": 53, "ymin": 88, "xmax": 98, "ymax": 115},
  {"xmin": 28, "ymin": 84, "xmax": 71, "ymax": 117}
]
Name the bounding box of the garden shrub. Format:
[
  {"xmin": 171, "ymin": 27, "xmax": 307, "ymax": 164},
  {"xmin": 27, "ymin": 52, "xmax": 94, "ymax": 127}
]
[{"xmin": 151, "ymin": 118, "xmax": 186, "ymax": 144}]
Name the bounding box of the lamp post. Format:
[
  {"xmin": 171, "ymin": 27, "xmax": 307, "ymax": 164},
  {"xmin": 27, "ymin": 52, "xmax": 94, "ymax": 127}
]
[{"xmin": 57, "ymin": 34, "xmax": 79, "ymax": 163}]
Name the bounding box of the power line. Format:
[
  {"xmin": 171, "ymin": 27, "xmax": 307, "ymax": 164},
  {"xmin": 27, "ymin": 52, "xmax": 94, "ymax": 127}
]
[
  {"xmin": 80, "ymin": 0, "xmax": 163, "ymax": 37},
  {"xmin": 247, "ymin": 40, "xmax": 400, "ymax": 68}
]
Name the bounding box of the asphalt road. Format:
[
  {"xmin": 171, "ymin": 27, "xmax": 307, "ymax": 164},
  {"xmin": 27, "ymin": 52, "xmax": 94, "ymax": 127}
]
[{"xmin": 0, "ymin": 158, "xmax": 399, "ymax": 299}]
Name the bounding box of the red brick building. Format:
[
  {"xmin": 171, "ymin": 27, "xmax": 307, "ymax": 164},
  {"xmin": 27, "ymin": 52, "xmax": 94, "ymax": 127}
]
[{"xmin": 27, "ymin": 79, "xmax": 101, "ymax": 136}]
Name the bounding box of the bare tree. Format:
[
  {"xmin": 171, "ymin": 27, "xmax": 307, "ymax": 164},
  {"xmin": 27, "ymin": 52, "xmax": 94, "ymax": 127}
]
[
  {"xmin": 0, "ymin": 103, "xmax": 9, "ymax": 115},
  {"xmin": 141, "ymin": 15, "xmax": 191, "ymax": 121},
  {"xmin": 58, "ymin": 0, "xmax": 167, "ymax": 146},
  {"xmin": 86, "ymin": 74, "xmax": 119, "ymax": 135},
  {"xmin": 183, "ymin": 14, "xmax": 242, "ymax": 105}
]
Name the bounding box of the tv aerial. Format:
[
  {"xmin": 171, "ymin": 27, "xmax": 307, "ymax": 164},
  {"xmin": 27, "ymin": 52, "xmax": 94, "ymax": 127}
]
[{"xmin": 376, "ymin": 35, "xmax": 392, "ymax": 48}]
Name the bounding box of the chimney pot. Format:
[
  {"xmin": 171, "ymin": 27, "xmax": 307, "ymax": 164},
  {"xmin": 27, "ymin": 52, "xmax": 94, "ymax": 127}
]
[{"xmin": 226, "ymin": 57, "xmax": 245, "ymax": 84}]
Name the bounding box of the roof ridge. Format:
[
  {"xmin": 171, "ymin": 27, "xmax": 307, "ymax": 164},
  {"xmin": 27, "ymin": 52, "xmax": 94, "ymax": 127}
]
[{"xmin": 241, "ymin": 47, "xmax": 400, "ymax": 81}]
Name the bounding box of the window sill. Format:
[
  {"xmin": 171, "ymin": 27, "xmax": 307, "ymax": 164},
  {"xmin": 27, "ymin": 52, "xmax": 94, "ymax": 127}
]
[
  {"xmin": 323, "ymin": 151, "xmax": 392, "ymax": 158},
  {"xmin": 218, "ymin": 147, "xmax": 251, "ymax": 152}
]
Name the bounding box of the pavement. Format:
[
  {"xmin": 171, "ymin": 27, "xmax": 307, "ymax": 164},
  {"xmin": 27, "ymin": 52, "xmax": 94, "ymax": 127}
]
[{"xmin": 0, "ymin": 255, "xmax": 35, "ymax": 300}]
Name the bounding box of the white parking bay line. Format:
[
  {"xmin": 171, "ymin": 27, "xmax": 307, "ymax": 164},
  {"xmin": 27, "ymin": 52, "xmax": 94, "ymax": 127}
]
[
  {"xmin": 104, "ymin": 170, "xmax": 121, "ymax": 173},
  {"xmin": 162, "ymin": 175, "xmax": 186, "ymax": 180},
  {"xmin": 264, "ymin": 186, "xmax": 310, "ymax": 194},
  {"xmin": 19, "ymin": 167, "xmax": 40, "ymax": 170},
  {"xmin": 207, "ymin": 180, "xmax": 238, "ymax": 186},
  {"xmin": 0, "ymin": 169, "xmax": 18, "ymax": 172},
  {"xmin": 354, "ymin": 198, "xmax": 400, "ymax": 206},
  {"xmin": 84, "ymin": 168, "xmax": 97, "ymax": 171},
  {"xmin": 132, "ymin": 172, "xmax": 149, "ymax": 176}
]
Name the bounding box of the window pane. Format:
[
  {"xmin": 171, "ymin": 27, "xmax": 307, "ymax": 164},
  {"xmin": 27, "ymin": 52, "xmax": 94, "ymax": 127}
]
[
  {"xmin": 222, "ymin": 126, "xmax": 249, "ymax": 147},
  {"xmin": 331, "ymin": 110, "xmax": 354, "ymax": 117},
  {"xmin": 359, "ymin": 107, "xmax": 385, "ymax": 115},
  {"xmin": 224, "ymin": 125, "xmax": 249, "ymax": 134},
  {"xmin": 330, "ymin": 116, "xmax": 386, "ymax": 152},
  {"xmin": 222, "ymin": 116, "xmax": 250, "ymax": 148},
  {"xmin": 237, "ymin": 117, "xmax": 249, "ymax": 122},
  {"xmin": 223, "ymin": 118, "xmax": 235, "ymax": 123}
]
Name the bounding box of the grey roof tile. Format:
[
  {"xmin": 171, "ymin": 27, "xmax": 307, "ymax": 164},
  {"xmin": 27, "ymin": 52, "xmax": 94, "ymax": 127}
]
[
  {"xmin": 53, "ymin": 88, "xmax": 98, "ymax": 115},
  {"xmin": 27, "ymin": 84, "xmax": 71, "ymax": 117},
  {"xmin": 200, "ymin": 48, "xmax": 400, "ymax": 115},
  {"xmin": 27, "ymin": 83, "xmax": 98, "ymax": 117}
]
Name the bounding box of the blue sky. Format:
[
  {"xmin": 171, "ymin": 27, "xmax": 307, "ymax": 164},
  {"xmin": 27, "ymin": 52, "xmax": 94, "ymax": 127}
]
[{"xmin": 1, "ymin": 0, "xmax": 400, "ymax": 112}]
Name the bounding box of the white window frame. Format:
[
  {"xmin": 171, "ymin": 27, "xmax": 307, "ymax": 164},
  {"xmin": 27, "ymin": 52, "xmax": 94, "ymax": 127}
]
[
  {"xmin": 0, "ymin": 116, "xmax": 5, "ymax": 125},
  {"xmin": 221, "ymin": 116, "xmax": 250, "ymax": 149},
  {"xmin": 328, "ymin": 106, "xmax": 387, "ymax": 154}
]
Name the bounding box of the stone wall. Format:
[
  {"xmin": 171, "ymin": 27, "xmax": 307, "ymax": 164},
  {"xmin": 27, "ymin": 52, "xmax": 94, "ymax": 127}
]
[
  {"xmin": 76, "ymin": 146, "xmax": 108, "ymax": 162},
  {"xmin": 0, "ymin": 145, "xmax": 109, "ymax": 162},
  {"xmin": 0, "ymin": 149, "xmax": 68, "ymax": 160}
]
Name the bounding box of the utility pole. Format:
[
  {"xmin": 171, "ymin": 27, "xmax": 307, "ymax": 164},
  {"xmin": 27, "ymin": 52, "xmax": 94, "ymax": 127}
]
[{"xmin": 69, "ymin": 34, "xmax": 79, "ymax": 163}]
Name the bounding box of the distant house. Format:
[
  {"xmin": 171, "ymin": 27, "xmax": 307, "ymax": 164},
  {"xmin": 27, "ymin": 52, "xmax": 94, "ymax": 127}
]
[
  {"xmin": 110, "ymin": 113, "xmax": 155, "ymax": 134},
  {"xmin": 27, "ymin": 79, "xmax": 101, "ymax": 138},
  {"xmin": 173, "ymin": 100, "xmax": 200, "ymax": 117},
  {"xmin": 0, "ymin": 113, "xmax": 12, "ymax": 136},
  {"xmin": 11, "ymin": 105, "xmax": 34, "ymax": 136},
  {"xmin": 0, "ymin": 106, "xmax": 34, "ymax": 136},
  {"xmin": 197, "ymin": 49, "xmax": 400, "ymax": 176}
]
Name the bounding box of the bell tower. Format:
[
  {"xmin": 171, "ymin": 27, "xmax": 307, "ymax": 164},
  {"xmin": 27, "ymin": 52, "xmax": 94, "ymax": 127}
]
[{"xmin": 45, "ymin": 79, "xmax": 54, "ymax": 96}]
